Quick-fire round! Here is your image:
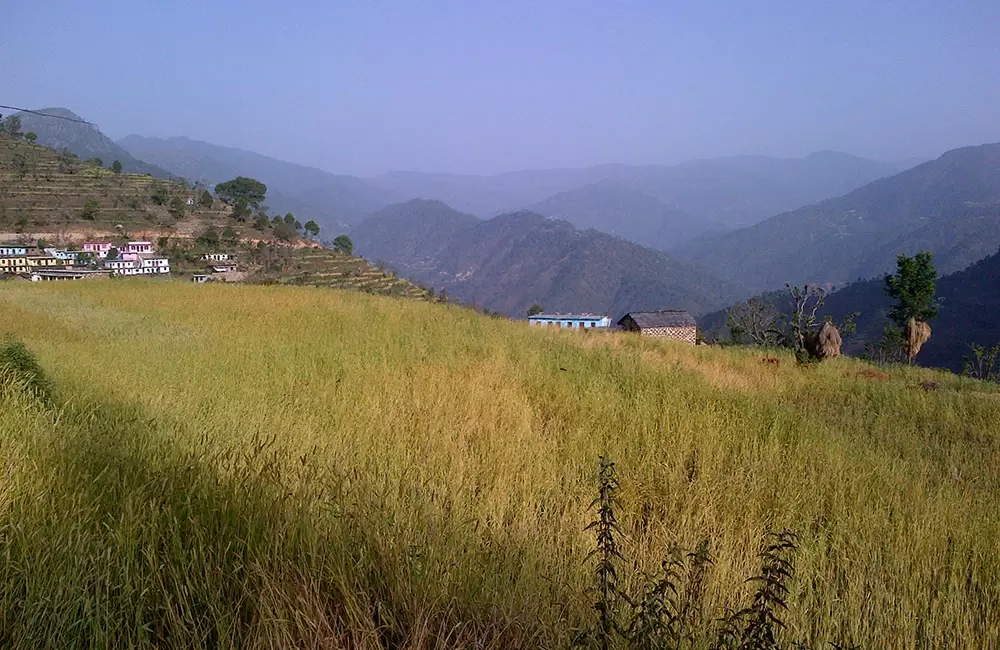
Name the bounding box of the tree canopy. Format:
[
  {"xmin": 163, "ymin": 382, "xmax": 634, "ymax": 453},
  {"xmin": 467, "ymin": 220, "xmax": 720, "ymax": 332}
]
[
  {"xmin": 111, "ymin": 160, "xmax": 122, "ymax": 174},
  {"xmin": 333, "ymin": 235, "xmax": 353, "ymax": 255},
  {"xmin": 885, "ymin": 251, "xmax": 939, "ymax": 326},
  {"xmin": 215, "ymin": 177, "xmax": 267, "ymax": 207},
  {"xmin": 304, "ymin": 220, "xmax": 320, "ymax": 238},
  {"xmin": 527, "ymin": 304, "xmax": 543, "ymax": 317}
]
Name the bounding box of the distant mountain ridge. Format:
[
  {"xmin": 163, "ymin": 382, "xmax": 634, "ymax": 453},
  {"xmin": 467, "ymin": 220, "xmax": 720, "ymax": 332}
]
[
  {"xmin": 13, "ymin": 108, "xmax": 175, "ymax": 178},
  {"xmin": 680, "ymin": 143, "xmax": 1000, "ymax": 292},
  {"xmin": 371, "ymin": 152, "xmax": 905, "ymax": 225},
  {"xmin": 118, "ymin": 135, "xmax": 399, "ymax": 231},
  {"xmin": 351, "ymin": 199, "xmax": 741, "ymax": 318},
  {"xmin": 524, "ymin": 181, "xmax": 726, "ymax": 251}
]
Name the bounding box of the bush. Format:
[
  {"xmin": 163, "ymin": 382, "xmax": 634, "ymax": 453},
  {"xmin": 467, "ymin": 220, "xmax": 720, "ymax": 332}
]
[
  {"xmin": 81, "ymin": 199, "xmax": 99, "ymax": 220},
  {"xmin": 0, "ymin": 338, "xmax": 53, "ymax": 403}
]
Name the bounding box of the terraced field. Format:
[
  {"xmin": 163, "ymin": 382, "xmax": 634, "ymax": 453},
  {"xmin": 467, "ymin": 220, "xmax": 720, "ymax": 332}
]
[
  {"xmin": 0, "ymin": 135, "xmax": 230, "ymax": 236},
  {"xmin": 255, "ymin": 246, "xmax": 432, "ymax": 299}
]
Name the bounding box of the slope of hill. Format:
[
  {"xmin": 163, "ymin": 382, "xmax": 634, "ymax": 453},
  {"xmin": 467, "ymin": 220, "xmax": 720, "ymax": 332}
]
[
  {"xmin": 2, "ymin": 281, "xmax": 998, "ymax": 647},
  {"xmin": 524, "ymin": 181, "xmax": 725, "ymax": 251},
  {"xmin": 0, "ymin": 134, "xmax": 235, "ymax": 239},
  {"xmin": 118, "ymin": 135, "xmax": 397, "ymax": 230},
  {"xmin": 12, "ymin": 108, "xmax": 174, "ymax": 178},
  {"xmin": 680, "ymin": 143, "xmax": 1000, "ymax": 292},
  {"xmin": 372, "ymin": 152, "xmax": 903, "ymax": 224},
  {"xmin": 352, "ymin": 200, "xmax": 740, "ymax": 317}
]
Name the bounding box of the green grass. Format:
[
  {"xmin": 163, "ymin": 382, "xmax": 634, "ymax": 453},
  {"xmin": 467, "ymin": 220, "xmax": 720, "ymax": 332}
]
[{"xmin": 1, "ymin": 281, "xmax": 999, "ymax": 648}]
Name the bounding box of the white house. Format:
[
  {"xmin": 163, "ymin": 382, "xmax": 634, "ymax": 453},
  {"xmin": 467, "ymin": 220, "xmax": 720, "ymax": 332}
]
[
  {"xmin": 122, "ymin": 241, "xmax": 154, "ymax": 255},
  {"xmin": 0, "ymin": 245, "xmax": 29, "ymax": 256},
  {"xmin": 192, "ymin": 274, "xmax": 210, "ymax": 284},
  {"xmin": 210, "ymin": 263, "xmax": 238, "ymax": 273},
  {"xmin": 203, "ymin": 253, "xmax": 236, "ymax": 262},
  {"xmin": 139, "ymin": 256, "xmax": 170, "ymax": 274},
  {"xmin": 43, "ymin": 248, "xmax": 80, "ymax": 261},
  {"xmin": 104, "ymin": 258, "xmax": 140, "ymax": 275}
]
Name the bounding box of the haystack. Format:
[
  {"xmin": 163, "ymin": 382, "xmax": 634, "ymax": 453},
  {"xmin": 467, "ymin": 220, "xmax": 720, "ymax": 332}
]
[
  {"xmin": 805, "ymin": 321, "xmax": 842, "ymax": 360},
  {"xmin": 904, "ymin": 317, "xmax": 932, "ymax": 361}
]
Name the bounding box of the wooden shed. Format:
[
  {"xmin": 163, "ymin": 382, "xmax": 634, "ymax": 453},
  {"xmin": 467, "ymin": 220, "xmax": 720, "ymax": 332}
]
[{"xmin": 617, "ymin": 310, "xmax": 697, "ymax": 344}]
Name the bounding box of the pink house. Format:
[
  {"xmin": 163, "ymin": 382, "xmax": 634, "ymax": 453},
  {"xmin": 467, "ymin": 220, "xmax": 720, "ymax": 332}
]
[{"xmin": 82, "ymin": 242, "xmax": 113, "ymax": 258}]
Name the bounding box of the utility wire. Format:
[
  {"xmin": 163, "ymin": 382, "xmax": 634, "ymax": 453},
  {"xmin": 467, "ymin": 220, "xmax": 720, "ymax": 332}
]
[{"xmin": 0, "ymin": 105, "xmax": 96, "ymax": 126}]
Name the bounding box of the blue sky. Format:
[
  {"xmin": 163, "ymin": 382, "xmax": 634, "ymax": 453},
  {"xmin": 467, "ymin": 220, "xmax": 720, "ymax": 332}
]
[{"xmin": 3, "ymin": 1, "xmax": 999, "ymax": 175}]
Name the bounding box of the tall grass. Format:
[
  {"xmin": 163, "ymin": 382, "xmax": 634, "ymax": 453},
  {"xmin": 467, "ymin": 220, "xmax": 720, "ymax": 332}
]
[{"xmin": 1, "ymin": 280, "xmax": 999, "ymax": 648}]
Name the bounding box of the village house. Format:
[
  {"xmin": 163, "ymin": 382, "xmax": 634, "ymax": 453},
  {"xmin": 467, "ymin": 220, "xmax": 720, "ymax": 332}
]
[
  {"xmin": 82, "ymin": 242, "xmax": 114, "ymax": 258},
  {"xmin": 121, "ymin": 241, "xmax": 154, "ymax": 255},
  {"xmin": 0, "ymin": 245, "xmax": 29, "ymax": 256},
  {"xmin": 209, "ymin": 262, "xmax": 238, "ymax": 273},
  {"xmin": 43, "ymin": 248, "xmax": 81, "ymax": 262},
  {"xmin": 30, "ymin": 269, "xmax": 110, "ymax": 282},
  {"xmin": 191, "ymin": 274, "xmax": 210, "ymax": 284},
  {"xmin": 103, "ymin": 255, "xmax": 171, "ymax": 276},
  {"xmin": 528, "ymin": 313, "xmax": 612, "ymax": 329},
  {"xmin": 26, "ymin": 255, "xmax": 66, "ymax": 269},
  {"xmin": 0, "ymin": 255, "xmax": 30, "ymax": 274},
  {"xmin": 202, "ymin": 252, "xmax": 236, "ymax": 262},
  {"xmin": 617, "ymin": 310, "xmax": 698, "ymax": 344}
]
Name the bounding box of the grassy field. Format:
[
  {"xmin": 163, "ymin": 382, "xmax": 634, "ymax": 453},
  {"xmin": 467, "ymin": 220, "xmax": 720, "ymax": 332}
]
[{"xmin": 1, "ymin": 280, "xmax": 998, "ymax": 648}]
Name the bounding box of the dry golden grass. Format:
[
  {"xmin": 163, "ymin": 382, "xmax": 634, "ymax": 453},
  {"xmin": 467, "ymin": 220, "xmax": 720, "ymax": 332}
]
[{"xmin": 1, "ymin": 280, "xmax": 999, "ymax": 648}]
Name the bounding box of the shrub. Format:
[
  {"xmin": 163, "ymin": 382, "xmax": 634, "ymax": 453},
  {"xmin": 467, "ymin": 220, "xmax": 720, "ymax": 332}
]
[{"xmin": 0, "ymin": 338, "xmax": 53, "ymax": 403}]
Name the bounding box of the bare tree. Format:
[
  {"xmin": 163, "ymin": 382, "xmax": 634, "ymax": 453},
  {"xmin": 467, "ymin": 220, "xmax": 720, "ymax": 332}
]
[{"xmin": 726, "ymin": 296, "xmax": 784, "ymax": 346}]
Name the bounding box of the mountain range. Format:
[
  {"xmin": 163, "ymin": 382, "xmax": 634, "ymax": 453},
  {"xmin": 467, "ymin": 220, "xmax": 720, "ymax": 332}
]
[
  {"xmin": 13, "ymin": 108, "xmax": 175, "ymax": 178},
  {"xmin": 680, "ymin": 143, "xmax": 1000, "ymax": 292},
  {"xmin": 350, "ymin": 199, "xmax": 740, "ymax": 318},
  {"xmin": 118, "ymin": 135, "xmax": 397, "ymax": 231}
]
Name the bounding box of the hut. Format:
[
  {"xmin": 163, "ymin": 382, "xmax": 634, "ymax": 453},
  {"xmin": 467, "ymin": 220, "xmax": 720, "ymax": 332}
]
[{"xmin": 617, "ymin": 310, "xmax": 697, "ymax": 344}]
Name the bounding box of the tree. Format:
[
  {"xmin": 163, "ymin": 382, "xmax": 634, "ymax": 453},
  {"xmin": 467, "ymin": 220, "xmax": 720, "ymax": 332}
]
[
  {"xmin": 727, "ymin": 296, "xmax": 783, "ymax": 346},
  {"xmin": 199, "ymin": 189, "xmax": 213, "ymax": 208},
  {"xmin": 3, "ymin": 115, "xmax": 21, "ymax": 138},
  {"xmin": 333, "ymin": 234, "xmax": 353, "ymax": 255},
  {"xmin": 106, "ymin": 247, "xmax": 120, "ymax": 260},
  {"xmin": 25, "ymin": 132, "xmax": 37, "ymax": 144},
  {"xmin": 283, "ymin": 213, "xmax": 296, "ymax": 225},
  {"xmin": 303, "ymin": 220, "xmax": 320, "ymax": 238},
  {"xmin": 215, "ymin": 177, "xmax": 267, "ymax": 207},
  {"xmin": 527, "ymin": 304, "xmax": 544, "ymax": 317},
  {"xmin": 221, "ymin": 227, "xmax": 239, "ymax": 244},
  {"xmin": 111, "ymin": 160, "xmax": 122, "ymax": 174},
  {"xmin": 885, "ymin": 251, "xmax": 939, "ymax": 327},
  {"xmin": 86, "ymin": 157, "xmax": 104, "ymax": 167},
  {"xmin": 253, "ymin": 214, "xmax": 271, "ymax": 231},
  {"xmin": 169, "ymin": 196, "xmax": 186, "ymax": 219},
  {"xmin": 231, "ymin": 199, "xmax": 251, "ymax": 221},
  {"xmin": 197, "ymin": 229, "xmax": 220, "ymax": 248},
  {"xmin": 151, "ymin": 186, "xmax": 169, "ymax": 205},
  {"xmin": 273, "ymin": 221, "xmax": 299, "ymax": 242},
  {"xmin": 81, "ymin": 199, "xmax": 100, "ymax": 220}
]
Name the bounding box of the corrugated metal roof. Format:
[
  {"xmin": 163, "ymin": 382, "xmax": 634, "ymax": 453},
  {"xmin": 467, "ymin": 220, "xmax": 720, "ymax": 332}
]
[
  {"xmin": 530, "ymin": 313, "xmax": 608, "ymax": 320},
  {"xmin": 619, "ymin": 310, "xmax": 696, "ymax": 328}
]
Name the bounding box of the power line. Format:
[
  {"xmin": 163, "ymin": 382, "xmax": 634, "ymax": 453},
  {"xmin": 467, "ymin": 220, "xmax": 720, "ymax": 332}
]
[{"xmin": 0, "ymin": 105, "xmax": 96, "ymax": 126}]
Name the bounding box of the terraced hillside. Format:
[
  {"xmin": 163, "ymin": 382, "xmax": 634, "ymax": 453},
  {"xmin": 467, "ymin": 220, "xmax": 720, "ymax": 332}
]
[
  {"xmin": 0, "ymin": 135, "xmax": 233, "ymax": 239},
  {"xmin": 250, "ymin": 245, "xmax": 432, "ymax": 299}
]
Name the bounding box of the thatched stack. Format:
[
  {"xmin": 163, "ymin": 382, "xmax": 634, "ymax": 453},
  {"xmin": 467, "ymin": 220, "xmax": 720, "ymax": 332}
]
[
  {"xmin": 804, "ymin": 321, "xmax": 842, "ymax": 360},
  {"xmin": 904, "ymin": 317, "xmax": 932, "ymax": 361}
]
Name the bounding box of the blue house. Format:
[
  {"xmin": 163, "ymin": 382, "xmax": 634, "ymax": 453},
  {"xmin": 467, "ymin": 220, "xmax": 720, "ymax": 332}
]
[{"xmin": 528, "ymin": 313, "xmax": 612, "ymax": 329}]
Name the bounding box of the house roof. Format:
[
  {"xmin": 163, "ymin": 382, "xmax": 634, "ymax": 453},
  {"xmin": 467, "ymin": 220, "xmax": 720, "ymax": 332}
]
[
  {"xmin": 618, "ymin": 310, "xmax": 696, "ymax": 329},
  {"xmin": 529, "ymin": 313, "xmax": 608, "ymax": 320}
]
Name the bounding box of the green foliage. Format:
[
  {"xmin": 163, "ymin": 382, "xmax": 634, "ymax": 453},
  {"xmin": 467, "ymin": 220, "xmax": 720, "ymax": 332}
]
[
  {"xmin": 333, "ymin": 234, "xmax": 353, "ymax": 255},
  {"xmin": 85, "ymin": 157, "xmax": 103, "ymax": 167},
  {"xmin": 253, "ymin": 214, "xmax": 271, "ymax": 231},
  {"xmin": 283, "ymin": 212, "xmax": 296, "ymax": 225},
  {"xmin": 3, "ymin": 115, "xmax": 21, "ymax": 138},
  {"xmin": 963, "ymin": 342, "xmax": 1000, "ymax": 382},
  {"xmin": 0, "ymin": 337, "xmax": 52, "ymax": 403},
  {"xmin": 197, "ymin": 229, "xmax": 220, "ymax": 248},
  {"xmin": 150, "ymin": 186, "xmax": 169, "ymax": 206},
  {"xmin": 303, "ymin": 220, "xmax": 320, "ymax": 238},
  {"xmin": 199, "ymin": 189, "xmax": 213, "ymax": 208},
  {"xmin": 106, "ymin": 247, "xmax": 119, "ymax": 260},
  {"xmin": 24, "ymin": 132, "xmax": 37, "ymax": 144},
  {"xmin": 169, "ymin": 196, "xmax": 186, "ymax": 219},
  {"xmin": 272, "ymin": 221, "xmax": 298, "ymax": 242},
  {"xmin": 81, "ymin": 199, "xmax": 99, "ymax": 221},
  {"xmin": 885, "ymin": 251, "xmax": 939, "ymax": 327},
  {"xmin": 215, "ymin": 177, "xmax": 267, "ymax": 207},
  {"xmin": 221, "ymin": 227, "xmax": 238, "ymax": 244},
  {"xmin": 111, "ymin": 160, "xmax": 122, "ymax": 174},
  {"xmin": 527, "ymin": 304, "xmax": 543, "ymax": 317}
]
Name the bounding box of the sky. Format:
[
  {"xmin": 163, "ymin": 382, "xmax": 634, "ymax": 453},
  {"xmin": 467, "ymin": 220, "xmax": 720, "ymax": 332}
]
[{"xmin": 3, "ymin": 0, "xmax": 999, "ymax": 176}]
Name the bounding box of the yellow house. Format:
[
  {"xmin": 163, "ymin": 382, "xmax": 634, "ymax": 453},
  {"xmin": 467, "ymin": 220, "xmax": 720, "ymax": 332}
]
[
  {"xmin": 26, "ymin": 255, "xmax": 64, "ymax": 269},
  {"xmin": 0, "ymin": 256, "xmax": 29, "ymax": 274}
]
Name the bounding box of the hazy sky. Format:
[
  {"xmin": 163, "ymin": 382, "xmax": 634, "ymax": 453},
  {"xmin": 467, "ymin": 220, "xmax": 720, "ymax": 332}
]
[{"xmin": 4, "ymin": 1, "xmax": 999, "ymax": 176}]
